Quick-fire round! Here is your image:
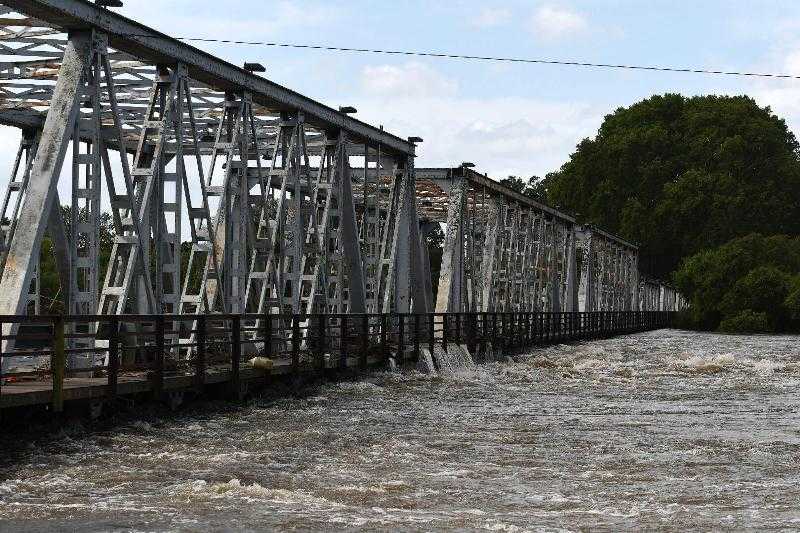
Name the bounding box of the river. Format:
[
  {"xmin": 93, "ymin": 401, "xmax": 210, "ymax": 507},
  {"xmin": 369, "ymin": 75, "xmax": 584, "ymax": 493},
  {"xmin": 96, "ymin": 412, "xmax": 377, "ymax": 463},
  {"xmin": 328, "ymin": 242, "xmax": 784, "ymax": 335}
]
[{"xmin": 1, "ymin": 329, "xmax": 799, "ymax": 531}]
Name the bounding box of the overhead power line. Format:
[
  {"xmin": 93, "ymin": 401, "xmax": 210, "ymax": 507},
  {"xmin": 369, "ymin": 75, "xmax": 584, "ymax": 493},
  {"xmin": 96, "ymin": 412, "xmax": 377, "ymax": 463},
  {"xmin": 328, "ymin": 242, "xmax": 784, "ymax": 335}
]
[{"xmin": 127, "ymin": 34, "xmax": 800, "ymax": 81}]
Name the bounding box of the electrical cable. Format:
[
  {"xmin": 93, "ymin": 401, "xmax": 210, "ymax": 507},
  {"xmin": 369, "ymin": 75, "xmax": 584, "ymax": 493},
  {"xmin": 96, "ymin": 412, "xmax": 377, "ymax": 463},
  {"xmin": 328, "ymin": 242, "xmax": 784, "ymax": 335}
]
[{"xmin": 123, "ymin": 34, "xmax": 800, "ymax": 80}]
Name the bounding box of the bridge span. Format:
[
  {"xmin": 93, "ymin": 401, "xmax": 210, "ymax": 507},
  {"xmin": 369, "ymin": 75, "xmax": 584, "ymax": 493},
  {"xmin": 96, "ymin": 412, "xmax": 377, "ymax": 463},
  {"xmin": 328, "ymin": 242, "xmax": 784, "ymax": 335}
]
[{"xmin": 0, "ymin": 1, "xmax": 683, "ymax": 416}]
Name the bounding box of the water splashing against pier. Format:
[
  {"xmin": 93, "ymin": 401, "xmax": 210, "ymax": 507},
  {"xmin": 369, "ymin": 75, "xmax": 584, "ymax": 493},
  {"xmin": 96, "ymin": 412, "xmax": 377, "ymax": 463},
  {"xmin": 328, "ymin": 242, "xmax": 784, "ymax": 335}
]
[{"xmin": 2, "ymin": 329, "xmax": 800, "ymax": 530}]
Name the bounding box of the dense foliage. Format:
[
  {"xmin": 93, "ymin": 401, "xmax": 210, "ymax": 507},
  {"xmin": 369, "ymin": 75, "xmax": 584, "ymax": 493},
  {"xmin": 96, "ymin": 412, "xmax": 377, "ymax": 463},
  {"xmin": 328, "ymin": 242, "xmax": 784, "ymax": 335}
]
[
  {"xmin": 498, "ymin": 175, "xmax": 547, "ymax": 203},
  {"xmin": 38, "ymin": 208, "xmax": 114, "ymax": 314},
  {"xmin": 673, "ymin": 234, "xmax": 800, "ymax": 333},
  {"xmin": 542, "ymin": 94, "xmax": 800, "ymax": 278}
]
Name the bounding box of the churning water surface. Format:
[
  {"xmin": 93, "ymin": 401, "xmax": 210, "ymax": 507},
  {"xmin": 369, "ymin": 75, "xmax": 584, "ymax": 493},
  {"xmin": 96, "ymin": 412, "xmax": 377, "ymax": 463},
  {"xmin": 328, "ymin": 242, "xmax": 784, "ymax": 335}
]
[{"xmin": 1, "ymin": 329, "xmax": 800, "ymax": 531}]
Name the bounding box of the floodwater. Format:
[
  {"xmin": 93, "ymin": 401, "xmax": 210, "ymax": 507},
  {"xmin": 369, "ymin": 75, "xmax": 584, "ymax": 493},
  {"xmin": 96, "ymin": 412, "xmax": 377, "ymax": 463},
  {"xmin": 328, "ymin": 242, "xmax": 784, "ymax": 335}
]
[{"xmin": 2, "ymin": 329, "xmax": 800, "ymax": 531}]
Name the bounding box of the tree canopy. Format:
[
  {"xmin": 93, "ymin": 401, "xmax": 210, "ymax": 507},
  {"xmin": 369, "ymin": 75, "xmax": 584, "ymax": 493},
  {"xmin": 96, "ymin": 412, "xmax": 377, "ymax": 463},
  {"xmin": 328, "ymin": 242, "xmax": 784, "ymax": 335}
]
[
  {"xmin": 542, "ymin": 94, "xmax": 800, "ymax": 278},
  {"xmin": 498, "ymin": 175, "xmax": 547, "ymax": 203},
  {"xmin": 674, "ymin": 233, "xmax": 800, "ymax": 333}
]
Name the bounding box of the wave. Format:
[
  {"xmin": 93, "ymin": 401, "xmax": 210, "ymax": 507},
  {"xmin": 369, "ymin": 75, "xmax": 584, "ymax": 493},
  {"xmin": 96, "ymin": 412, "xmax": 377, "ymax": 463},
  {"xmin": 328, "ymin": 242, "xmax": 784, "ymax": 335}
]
[
  {"xmin": 336, "ymin": 480, "xmax": 411, "ymax": 494},
  {"xmin": 671, "ymin": 353, "xmax": 736, "ymax": 374},
  {"xmin": 170, "ymin": 479, "xmax": 344, "ymax": 508},
  {"xmin": 668, "ymin": 352, "xmax": 797, "ymax": 376}
]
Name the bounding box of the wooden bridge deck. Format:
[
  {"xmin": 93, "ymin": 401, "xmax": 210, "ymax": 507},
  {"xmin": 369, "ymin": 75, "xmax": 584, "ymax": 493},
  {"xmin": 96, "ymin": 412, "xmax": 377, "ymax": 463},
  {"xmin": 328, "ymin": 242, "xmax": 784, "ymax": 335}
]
[
  {"xmin": 0, "ymin": 356, "xmax": 376, "ymax": 411},
  {"xmin": 0, "ymin": 311, "xmax": 674, "ymax": 418}
]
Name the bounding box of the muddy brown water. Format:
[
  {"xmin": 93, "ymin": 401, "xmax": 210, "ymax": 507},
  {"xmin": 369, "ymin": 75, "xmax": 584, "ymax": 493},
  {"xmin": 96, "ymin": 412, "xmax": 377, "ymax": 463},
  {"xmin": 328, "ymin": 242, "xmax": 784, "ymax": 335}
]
[{"xmin": 1, "ymin": 329, "xmax": 799, "ymax": 531}]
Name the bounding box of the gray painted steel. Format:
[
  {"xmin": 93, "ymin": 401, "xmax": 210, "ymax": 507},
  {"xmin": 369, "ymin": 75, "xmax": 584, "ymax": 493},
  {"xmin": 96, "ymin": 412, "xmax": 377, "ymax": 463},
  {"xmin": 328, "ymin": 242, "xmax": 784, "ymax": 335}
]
[{"xmin": 0, "ymin": 3, "xmax": 685, "ymax": 368}]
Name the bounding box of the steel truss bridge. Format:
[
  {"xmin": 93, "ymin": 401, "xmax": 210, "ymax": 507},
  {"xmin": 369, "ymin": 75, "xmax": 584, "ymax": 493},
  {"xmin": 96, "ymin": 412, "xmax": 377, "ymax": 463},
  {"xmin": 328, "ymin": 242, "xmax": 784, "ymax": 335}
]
[{"xmin": 0, "ymin": 1, "xmax": 683, "ymax": 360}]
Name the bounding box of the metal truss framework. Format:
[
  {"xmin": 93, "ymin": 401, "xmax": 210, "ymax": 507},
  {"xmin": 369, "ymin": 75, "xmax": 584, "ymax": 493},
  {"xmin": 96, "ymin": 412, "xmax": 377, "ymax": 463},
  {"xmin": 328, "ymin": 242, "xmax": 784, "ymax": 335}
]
[
  {"xmin": 576, "ymin": 225, "xmax": 638, "ymax": 312},
  {"xmin": 417, "ymin": 166, "xmax": 579, "ymax": 314},
  {"xmin": 0, "ymin": 2, "xmax": 683, "ymax": 360},
  {"xmin": 0, "ymin": 2, "xmax": 427, "ymax": 355},
  {"xmin": 416, "ymin": 166, "xmax": 684, "ymax": 315}
]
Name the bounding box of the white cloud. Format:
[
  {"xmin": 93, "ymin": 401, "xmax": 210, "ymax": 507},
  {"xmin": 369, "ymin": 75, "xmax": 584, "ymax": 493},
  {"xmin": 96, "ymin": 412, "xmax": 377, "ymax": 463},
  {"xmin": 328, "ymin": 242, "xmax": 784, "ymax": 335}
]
[
  {"xmin": 750, "ymin": 86, "xmax": 800, "ymax": 134},
  {"xmin": 361, "ymin": 62, "xmax": 459, "ymax": 99},
  {"xmin": 530, "ymin": 5, "xmax": 588, "ymax": 41},
  {"xmin": 470, "ymin": 7, "xmax": 512, "ymax": 28},
  {"xmin": 783, "ymin": 49, "xmax": 800, "ymax": 75},
  {"xmin": 357, "ymin": 63, "xmax": 601, "ymax": 177},
  {"xmin": 745, "ymin": 41, "xmax": 800, "ymax": 136}
]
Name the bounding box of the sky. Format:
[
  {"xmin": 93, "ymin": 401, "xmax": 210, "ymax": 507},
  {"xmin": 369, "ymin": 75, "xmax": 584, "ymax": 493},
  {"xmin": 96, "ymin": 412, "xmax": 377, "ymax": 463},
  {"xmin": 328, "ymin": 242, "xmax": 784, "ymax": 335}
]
[{"xmin": 95, "ymin": 0, "xmax": 800, "ymax": 180}]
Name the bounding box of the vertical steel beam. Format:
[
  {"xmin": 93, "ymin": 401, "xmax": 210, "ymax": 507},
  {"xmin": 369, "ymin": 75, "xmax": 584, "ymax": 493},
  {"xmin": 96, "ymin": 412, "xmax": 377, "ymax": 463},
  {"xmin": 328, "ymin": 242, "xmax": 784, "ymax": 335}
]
[
  {"xmin": 244, "ymin": 113, "xmax": 297, "ymax": 318},
  {"xmin": 564, "ymin": 228, "xmax": 578, "ymax": 312},
  {"xmin": 0, "ymin": 131, "xmax": 39, "ymax": 277},
  {"xmin": 393, "ymin": 174, "xmax": 412, "ymax": 313},
  {"xmin": 380, "ymin": 161, "xmax": 410, "ymax": 313},
  {"xmin": 549, "ymin": 222, "xmax": 562, "ymax": 313},
  {"xmin": 434, "ymin": 174, "xmax": 467, "ymax": 313},
  {"xmin": 178, "ymin": 78, "xmax": 225, "ymax": 316},
  {"xmin": 222, "ymin": 93, "xmax": 251, "ymax": 314},
  {"xmin": 70, "ymin": 40, "xmax": 103, "ymax": 318},
  {"xmin": 380, "ymin": 156, "xmax": 428, "ymax": 314},
  {"xmin": 419, "ymin": 221, "xmax": 437, "ymax": 312},
  {"xmin": 99, "ymin": 65, "xmax": 172, "ymax": 316},
  {"xmin": 336, "ymin": 132, "xmax": 367, "ymax": 313},
  {"xmin": 0, "ymin": 31, "xmax": 91, "ymax": 317},
  {"xmin": 629, "ymin": 253, "xmax": 636, "ymax": 311},
  {"xmin": 0, "ymin": 131, "xmax": 71, "ymax": 314},
  {"xmin": 298, "ymin": 131, "xmax": 334, "ymax": 314},
  {"xmin": 405, "ymin": 157, "xmax": 430, "ymax": 313},
  {"xmin": 479, "ymin": 197, "xmax": 501, "ymax": 312},
  {"xmin": 46, "ymin": 200, "xmax": 71, "ymax": 311},
  {"xmin": 586, "ymin": 234, "xmax": 596, "ymax": 312}
]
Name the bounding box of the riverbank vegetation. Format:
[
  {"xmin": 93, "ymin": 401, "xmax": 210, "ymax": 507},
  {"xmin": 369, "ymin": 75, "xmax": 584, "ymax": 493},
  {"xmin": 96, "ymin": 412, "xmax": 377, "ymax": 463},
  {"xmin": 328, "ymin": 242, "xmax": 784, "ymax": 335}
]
[
  {"xmin": 540, "ymin": 93, "xmax": 800, "ymax": 333},
  {"xmin": 674, "ymin": 234, "xmax": 800, "ymax": 333}
]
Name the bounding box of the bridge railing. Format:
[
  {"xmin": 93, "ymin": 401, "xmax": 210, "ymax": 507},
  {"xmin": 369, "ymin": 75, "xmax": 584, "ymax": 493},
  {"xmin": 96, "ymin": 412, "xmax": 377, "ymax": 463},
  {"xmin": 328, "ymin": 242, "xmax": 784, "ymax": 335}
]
[{"xmin": 0, "ymin": 311, "xmax": 675, "ymax": 412}]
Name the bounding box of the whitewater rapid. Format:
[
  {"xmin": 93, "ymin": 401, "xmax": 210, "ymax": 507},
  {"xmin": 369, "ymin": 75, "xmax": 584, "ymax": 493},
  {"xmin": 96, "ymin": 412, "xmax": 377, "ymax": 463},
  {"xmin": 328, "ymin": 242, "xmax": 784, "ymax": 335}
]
[{"xmin": 1, "ymin": 329, "xmax": 799, "ymax": 531}]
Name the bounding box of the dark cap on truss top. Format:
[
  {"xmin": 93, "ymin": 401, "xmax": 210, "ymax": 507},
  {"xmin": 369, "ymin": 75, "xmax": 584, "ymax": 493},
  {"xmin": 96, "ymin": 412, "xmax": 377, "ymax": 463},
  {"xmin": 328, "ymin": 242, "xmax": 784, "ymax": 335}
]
[
  {"xmin": 243, "ymin": 62, "xmax": 266, "ymax": 73},
  {"xmin": 408, "ymin": 136, "xmax": 423, "ymax": 144},
  {"xmin": 95, "ymin": 0, "xmax": 123, "ymax": 7},
  {"xmin": 339, "ymin": 106, "xmax": 357, "ymax": 114}
]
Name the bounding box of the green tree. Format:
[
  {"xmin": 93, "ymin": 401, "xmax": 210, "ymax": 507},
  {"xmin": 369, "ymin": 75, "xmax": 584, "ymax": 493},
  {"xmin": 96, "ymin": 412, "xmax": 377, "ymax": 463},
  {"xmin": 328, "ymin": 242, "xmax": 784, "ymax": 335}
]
[
  {"xmin": 543, "ymin": 94, "xmax": 800, "ymax": 277},
  {"xmin": 37, "ymin": 206, "xmax": 116, "ymax": 314},
  {"xmin": 500, "ymin": 175, "xmax": 547, "ymax": 203},
  {"xmin": 674, "ymin": 234, "xmax": 800, "ymax": 332}
]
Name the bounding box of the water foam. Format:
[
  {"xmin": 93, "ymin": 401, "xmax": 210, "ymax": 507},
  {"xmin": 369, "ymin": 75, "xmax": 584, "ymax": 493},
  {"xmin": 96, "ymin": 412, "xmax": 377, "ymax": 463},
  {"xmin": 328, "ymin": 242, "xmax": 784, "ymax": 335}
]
[
  {"xmin": 671, "ymin": 353, "xmax": 736, "ymax": 374},
  {"xmin": 753, "ymin": 359, "xmax": 776, "ymax": 376},
  {"xmin": 172, "ymin": 479, "xmax": 344, "ymax": 508},
  {"xmin": 573, "ymin": 358, "xmax": 609, "ymax": 371},
  {"xmin": 432, "ymin": 344, "xmax": 476, "ymax": 375}
]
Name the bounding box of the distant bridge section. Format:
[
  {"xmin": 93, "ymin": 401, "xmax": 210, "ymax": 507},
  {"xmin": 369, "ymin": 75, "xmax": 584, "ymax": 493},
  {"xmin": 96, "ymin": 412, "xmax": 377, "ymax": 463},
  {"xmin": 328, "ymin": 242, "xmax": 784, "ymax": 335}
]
[{"xmin": 416, "ymin": 166, "xmax": 684, "ymax": 315}]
